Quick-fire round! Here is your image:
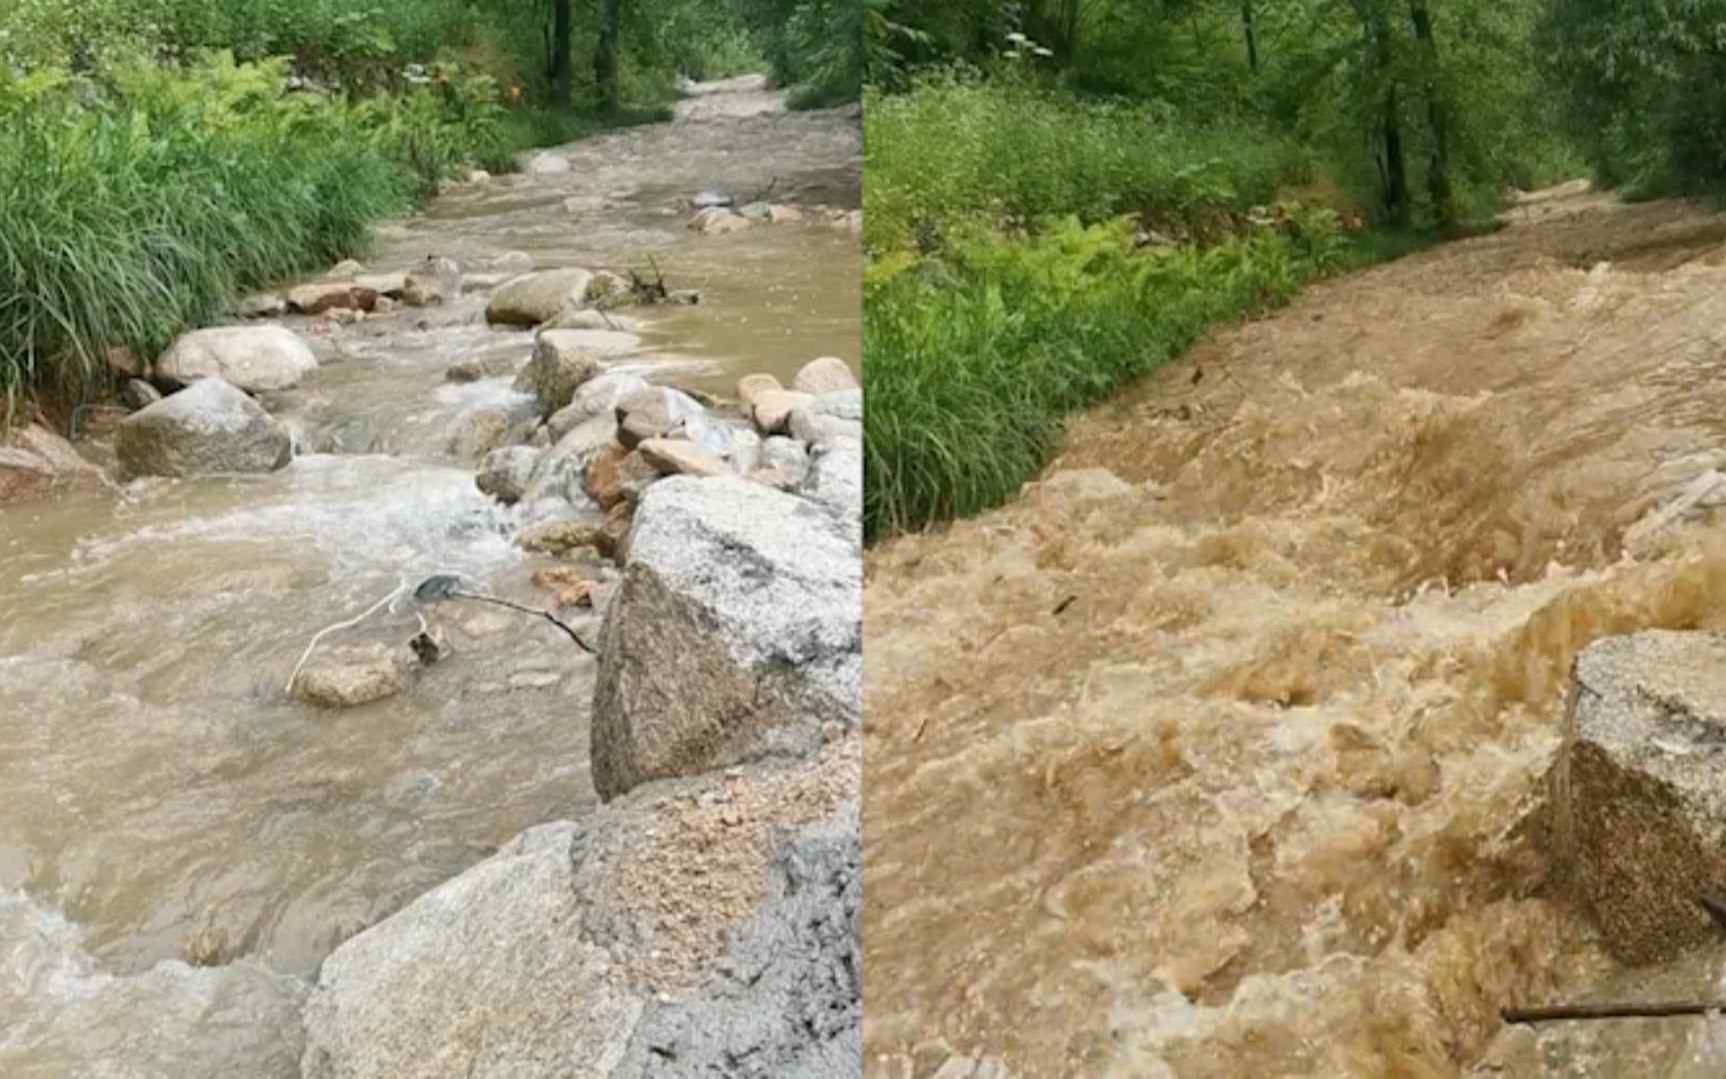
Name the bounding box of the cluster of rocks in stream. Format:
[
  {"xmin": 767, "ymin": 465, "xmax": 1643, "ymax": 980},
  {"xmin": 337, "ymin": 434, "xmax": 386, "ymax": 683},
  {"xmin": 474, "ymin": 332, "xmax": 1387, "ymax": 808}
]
[
  {"xmin": 139, "ymin": 241, "xmax": 862, "ymax": 1072},
  {"xmin": 683, "ymin": 188, "xmax": 862, "ymax": 237},
  {"xmin": 296, "ymin": 342, "xmax": 863, "ymax": 1075}
]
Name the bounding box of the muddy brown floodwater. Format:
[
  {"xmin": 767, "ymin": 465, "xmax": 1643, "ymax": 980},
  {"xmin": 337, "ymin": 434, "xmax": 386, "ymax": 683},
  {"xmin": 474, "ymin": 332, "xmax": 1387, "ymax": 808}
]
[
  {"xmin": 0, "ymin": 74, "xmax": 858, "ymax": 1072},
  {"xmin": 863, "ymin": 182, "xmax": 1726, "ymax": 1078}
]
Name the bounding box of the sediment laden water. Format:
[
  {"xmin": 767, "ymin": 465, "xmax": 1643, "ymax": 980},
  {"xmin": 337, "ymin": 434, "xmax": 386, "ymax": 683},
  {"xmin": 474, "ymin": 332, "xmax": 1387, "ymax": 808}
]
[
  {"xmin": 862, "ymin": 183, "xmax": 1726, "ymax": 1078},
  {"xmin": 0, "ymin": 75, "xmax": 858, "ymax": 1073}
]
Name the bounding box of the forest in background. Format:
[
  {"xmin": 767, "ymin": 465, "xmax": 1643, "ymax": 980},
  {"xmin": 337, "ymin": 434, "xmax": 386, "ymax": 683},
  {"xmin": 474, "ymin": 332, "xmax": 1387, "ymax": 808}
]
[
  {"xmin": 861, "ymin": 0, "xmax": 1726, "ymax": 542},
  {"xmin": 0, "ymin": 0, "xmax": 861, "ymax": 422}
]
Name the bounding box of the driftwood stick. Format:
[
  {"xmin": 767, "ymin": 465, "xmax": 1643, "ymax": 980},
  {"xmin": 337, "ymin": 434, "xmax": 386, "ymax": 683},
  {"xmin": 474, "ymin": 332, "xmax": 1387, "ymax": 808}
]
[
  {"xmin": 447, "ymin": 590, "xmax": 596, "ymax": 654},
  {"xmin": 1504, "ymin": 1001, "xmax": 1726, "ymax": 1024}
]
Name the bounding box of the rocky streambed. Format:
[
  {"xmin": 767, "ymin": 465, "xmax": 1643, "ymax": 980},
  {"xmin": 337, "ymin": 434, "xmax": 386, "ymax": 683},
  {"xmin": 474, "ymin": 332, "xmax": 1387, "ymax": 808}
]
[{"xmin": 0, "ymin": 74, "xmax": 861, "ymax": 1076}]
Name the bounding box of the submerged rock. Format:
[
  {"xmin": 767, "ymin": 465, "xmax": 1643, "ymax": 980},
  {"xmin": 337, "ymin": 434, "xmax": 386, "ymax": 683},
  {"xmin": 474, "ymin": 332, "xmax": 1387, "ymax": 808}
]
[
  {"xmin": 517, "ymin": 519, "xmax": 611, "ymax": 559},
  {"xmin": 689, "ymin": 208, "xmax": 752, "ymax": 235},
  {"xmin": 153, "ymin": 325, "xmax": 318, "ymax": 393},
  {"xmin": 444, "ymin": 354, "xmax": 519, "ymax": 383},
  {"xmin": 526, "ymin": 152, "xmax": 571, "ymax": 175},
  {"xmin": 235, "ymin": 292, "xmax": 287, "ymax": 319},
  {"xmin": 476, "ymin": 446, "xmax": 540, "ymax": 505},
  {"xmin": 291, "ymin": 643, "xmax": 405, "ymax": 708},
  {"xmin": 1556, "ymin": 630, "xmax": 1726, "ymax": 964},
  {"xmin": 287, "ymin": 282, "xmax": 379, "ymax": 315},
  {"xmin": 591, "ymin": 476, "xmax": 861, "ymax": 800},
  {"xmin": 446, "ymin": 397, "xmax": 538, "ymax": 464},
  {"xmin": 402, "ymin": 256, "xmax": 462, "ymax": 307},
  {"xmin": 117, "ymin": 378, "xmax": 293, "ymax": 479},
  {"xmin": 0, "ymin": 893, "xmax": 307, "ymax": 1078}
]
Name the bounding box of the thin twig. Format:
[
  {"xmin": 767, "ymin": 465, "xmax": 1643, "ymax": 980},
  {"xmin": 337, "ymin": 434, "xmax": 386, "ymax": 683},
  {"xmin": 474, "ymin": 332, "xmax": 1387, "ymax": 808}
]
[
  {"xmin": 285, "ymin": 580, "xmax": 406, "ymax": 694},
  {"xmin": 1504, "ymin": 1001, "xmax": 1726, "ymax": 1024},
  {"xmin": 447, "ymin": 590, "xmax": 596, "ymax": 654}
]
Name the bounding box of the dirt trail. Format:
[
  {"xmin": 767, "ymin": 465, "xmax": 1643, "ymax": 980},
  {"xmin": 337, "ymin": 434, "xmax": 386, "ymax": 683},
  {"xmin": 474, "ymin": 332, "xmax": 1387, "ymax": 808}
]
[{"xmin": 862, "ymin": 183, "xmax": 1726, "ymax": 1077}]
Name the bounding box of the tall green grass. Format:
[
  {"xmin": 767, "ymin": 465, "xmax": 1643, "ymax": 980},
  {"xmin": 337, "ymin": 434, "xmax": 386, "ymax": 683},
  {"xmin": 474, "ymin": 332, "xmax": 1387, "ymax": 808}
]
[
  {"xmin": 863, "ymin": 72, "xmax": 1316, "ymax": 256},
  {"xmin": 863, "ymin": 214, "xmax": 1358, "ymax": 541},
  {"xmin": 861, "ymin": 74, "xmax": 1427, "ymax": 543},
  {"xmin": 0, "ymin": 51, "xmax": 608, "ymax": 422}
]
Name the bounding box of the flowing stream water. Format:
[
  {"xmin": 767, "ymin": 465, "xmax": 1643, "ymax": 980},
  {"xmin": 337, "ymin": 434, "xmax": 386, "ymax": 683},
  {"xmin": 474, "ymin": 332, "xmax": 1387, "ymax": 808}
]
[
  {"xmin": 863, "ymin": 182, "xmax": 1726, "ymax": 1078},
  {"xmin": 0, "ymin": 74, "xmax": 859, "ymax": 1073}
]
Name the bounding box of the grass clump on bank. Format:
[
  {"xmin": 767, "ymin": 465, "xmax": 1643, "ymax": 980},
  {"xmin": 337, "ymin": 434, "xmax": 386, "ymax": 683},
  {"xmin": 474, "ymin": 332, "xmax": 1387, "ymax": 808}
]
[
  {"xmin": 862, "ymin": 75, "xmax": 1399, "ymax": 543},
  {"xmin": 863, "ymin": 74, "xmax": 1317, "ymax": 255},
  {"xmin": 864, "ymin": 212, "xmax": 1365, "ymax": 542},
  {"xmin": 0, "ymin": 52, "xmax": 523, "ymax": 420}
]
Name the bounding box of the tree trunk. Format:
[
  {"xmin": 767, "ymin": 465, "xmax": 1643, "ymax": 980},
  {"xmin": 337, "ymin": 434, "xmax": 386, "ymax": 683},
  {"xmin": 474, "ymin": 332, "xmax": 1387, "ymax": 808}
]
[
  {"xmin": 1363, "ymin": 8, "xmax": 1409, "ymax": 224},
  {"xmin": 595, "ymin": 0, "xmax": 622, "ymax": 113},
  {"xmin": 1382, "ymin": 84, "xmax": 1409, "ymax": 223},
  {"xmin": 1409, "ymin": 0, "xmax": 1455, "ymax": 227},
  {"xmin": 550, "ymin": 0, "xmax": 573, "ymax": 106},
  {"xmin": 1241, "ymin": 0, "xmax": 1259, "ymax": 72}
]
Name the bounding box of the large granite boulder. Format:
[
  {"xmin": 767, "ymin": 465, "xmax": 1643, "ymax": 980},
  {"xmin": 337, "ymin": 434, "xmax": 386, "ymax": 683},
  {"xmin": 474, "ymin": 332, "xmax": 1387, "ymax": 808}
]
[
  {"xmin": 591, "ymin": 476, "xmax": 861, "ymax": 801},
  {"xmin": 153, "ymin": 326, "xmax": 318, "ymax": 392},
  {"xmin": 299, "ymin": 750, "xmax": 860, "ymax": 1079},
  {"xmin": 486, "ymin": 269, "xmax": 596, "ymax": 327},
  {"xmin": 116, "ymin": 378, "xmax": 293, "ymax": 478},
  {"xmin": 1556, "ymin": 630, "xmax": 1726, "ymax": 964}
]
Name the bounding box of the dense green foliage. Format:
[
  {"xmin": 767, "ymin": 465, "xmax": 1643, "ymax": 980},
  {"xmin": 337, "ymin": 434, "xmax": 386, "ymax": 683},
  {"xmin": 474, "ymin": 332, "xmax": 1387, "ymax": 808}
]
[
  {"xmin": 864, "ymin": 73, "xmax": 1314, "ymax": 257},
  {"xmin": 0, "ymin": 0, "xmax": 859, "ymax": 421},
  {"xmin": 859, "ymin": 1, "xmax": 1579, "ymax": 541},
  {"xmin": 0, "ymin": 54, "xmax": 473, "ymax": 415},
  {"xmin": 870, "ymin": 1, "xmax": 1579, "ymax": 225},
  {"xmin": 863, "ymin": 201, "xmax": 1377, "ymax": 541},
  {"xmin": 1539, "ymin": 0, "xmax": 1726, "ymax": 195}
]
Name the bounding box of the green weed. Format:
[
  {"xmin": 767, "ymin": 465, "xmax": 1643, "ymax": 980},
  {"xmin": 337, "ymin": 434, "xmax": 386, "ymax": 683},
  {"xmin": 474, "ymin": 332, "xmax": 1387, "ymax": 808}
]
[{"xmin": 863, "ymin": 214, "xmax": 1348, "ymax": 541}]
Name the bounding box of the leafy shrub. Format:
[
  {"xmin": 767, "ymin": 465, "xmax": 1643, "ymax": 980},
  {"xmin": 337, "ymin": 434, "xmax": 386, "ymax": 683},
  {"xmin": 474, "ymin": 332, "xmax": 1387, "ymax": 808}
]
[
  {"xmin": 863, "ymin": 73, "xmax": 1313, "ymax": 256},
  {"xmin": 0, "ymin": 50, "xmax": 526, "ymax": 420},
  {"xmin": 863, "ymin": 212, "xmax": 1356, "ymax": 540}
]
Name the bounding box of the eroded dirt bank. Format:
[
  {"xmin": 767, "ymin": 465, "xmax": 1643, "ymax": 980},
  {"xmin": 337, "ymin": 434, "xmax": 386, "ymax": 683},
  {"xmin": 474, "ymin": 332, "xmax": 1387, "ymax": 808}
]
[{"xmin": 863, "ymin": 182, "xmax": 1726, "ymax": 1077}]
